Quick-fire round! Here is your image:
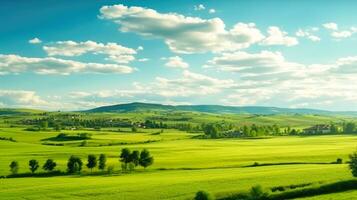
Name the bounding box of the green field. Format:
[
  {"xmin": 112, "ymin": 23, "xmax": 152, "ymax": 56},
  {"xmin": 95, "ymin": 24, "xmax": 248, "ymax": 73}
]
[
  {"xmin": 0, "ymin": 110, "xmax": 357, "ymax": 200},
  {"xmin": 0, "ymin": 110, "xmax": 357, "ymax": 199}
]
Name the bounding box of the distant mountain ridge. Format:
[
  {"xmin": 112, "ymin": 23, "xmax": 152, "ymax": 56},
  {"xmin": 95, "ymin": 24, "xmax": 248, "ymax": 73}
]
[{"xmin": 86, "ymin": 102, "xmax": 357, "ymax": 116}]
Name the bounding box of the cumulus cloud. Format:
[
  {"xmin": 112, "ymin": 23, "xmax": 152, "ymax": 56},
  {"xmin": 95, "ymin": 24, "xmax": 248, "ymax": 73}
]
[
  {"xmin": 163, "ymin": 56, "xmax": 189, "ymax": 69},
  {"xmin": 153, "ymin": 70, "xmax": 236, "ymax": 97},
  {"xmin": 28, "ymin": 37, "xmax": 42, "ymax": 44},
  {"xmin": 99, "ymin": 4, "xmax": 265, "ymax": 53},
  {"xmin": 296, "ymin": 28, "xmax": 321, "ymax": 42},
  {"xmin": 138, "ymin": 58, "xmax": 149, "ymax": 62},
  {"xmin": 194, "ymin": 4, "xmax": 205, "ymax": 11},
  {"xmin": 331, "ymin": 31, "xmax": 352, "ymax": 38},
  {"xmin": 330, "ymin": 56, "xmax": 357, "ymax": 73},
  {"xmin": 323, "ymin": 22, "xmax": 338, "ymax": 31},
  {"xmin": 209, "ymin": 9, "xmax": 216, "ymax": 14},
  {"xmin": 206, "ymin": 51, "xmax": 303, "ymax": 78},
  {"xmin": 261, "ymin": 26, "xmax": 298, "ymax": 46},
  {"xmin": 70, "ymin": 70, "xmax": 237, "ymax": 103},
  {"xmin": 323, "ymin": 22, "xmax": 356, "ymax": 39},
  {"xmin": 43, "ymin": 40, "xmax": 137, "ymax": 63},
  {"xmin": 0, "ymin": 90, "xmax": 48, "ymax": 107},
  {"xmin": 0, "ymin": 54, "xmax": 134, "ymax": 75}
]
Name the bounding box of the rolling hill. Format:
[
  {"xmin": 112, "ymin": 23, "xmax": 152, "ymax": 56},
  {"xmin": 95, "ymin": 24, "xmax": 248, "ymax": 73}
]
[{"xmin": 86, "ymin": 102, "xmax": 353, "ymax": 115}]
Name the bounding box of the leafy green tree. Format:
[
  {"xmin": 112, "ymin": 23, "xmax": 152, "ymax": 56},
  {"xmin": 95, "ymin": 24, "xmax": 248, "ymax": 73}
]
[
  {"xmin": 120, "ymin": 148, "xmax": 131, "ymax": 171},
  {"xmin": 139, "ymin": 149, "xmax": 154, "ymax": 169},
  {"xmin": 131, "ymin": 126, "xmax": 138, "ymax": 132},
  {"xmin": 9, "ymin": 161, "xmax": 19, "ymax": 175},
  {"xmin": 343, "ymin": 122, "xmax": 356, "ymax": 133},
  {"xmin": 86, "ymin": 154, "xmax": 97, "ymax": 172},
  {"xmin": 130, "ymin": 150, "xmax": 140, "ymax": 167},
  {"xmin": 40, "ymin": 120, "xmax": 48, "ymax": 130},
  {"xmin": 349, "ymin": 150, "xmax": 357, "ymax": 177},
  {"xmin": 203, "ymin": 124, "xmax": 219, "ymax": 138},
  {"xmin": 67, "ymin": 156, "xmax": 83, "ymax": 174},
  {"xmin": 43, "ymin": 159, "xmax": 57, "ymax": 172},
  {"xmin": 330, "ymin": 124, "xmax": 339, "ymax": 134},
  {"xmin": 29, "ymin": 159, "xmax": 39, "ymax": 173},
  {"xmin": 98, "ymin": 154, "xmax": 106, "ymax": 171},
  {"xmin": 194, "ymin": 191, "xmax": 214, "ymax": 200},
  {"xmin": 54, "ymin": 123, "xmax": 61, "ymax": 131}
]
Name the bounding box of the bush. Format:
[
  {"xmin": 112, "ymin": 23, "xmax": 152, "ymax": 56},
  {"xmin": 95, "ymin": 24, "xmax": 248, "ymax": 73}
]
[
  {"xmin": 107, "ymin": 165, "xmax": 115, "ymax": 175},
  {"xmin": 249, "ymin": 185, "xmax": 268, "ymax": 200},
  {"xmin": 194, "ymin": 190, "xmax": 214, "ymax": 200},
  {"xmin": 336, "ymin": 158, "xmax": 343, "ymax": 164}
]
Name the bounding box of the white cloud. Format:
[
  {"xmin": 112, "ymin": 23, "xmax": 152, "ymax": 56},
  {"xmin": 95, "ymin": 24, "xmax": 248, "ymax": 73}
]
[
  {"xmin": 331, "ymin": 30, "xmax": 352, "ymax": 38},
  {"xmin": 43, "ymin": 40, "xmax": 137, "ymax": 63},
  {"xmin": 153, "ymin": 70, "xmax": 237, "ymax": 97},
  {"xmin": 0, "ymin": 54, "xmax": 135, "ymax": 75},
  {"xmin": 28, "ymin": 38, "xmax": 42, "ymax": 44},
  {"xmin": 207, "ymin": 51, "xmax": 303, "ymax": 77},
  {"xmin": 0, "ymin": 90, "xmax": 48, "ymax": 107},
  {"xmin": 209, "ymin": 9, "xmax": 216, "ymax": 14},
  {"xmin": 194, "ymin": 4, "xmax": 205, "ymax": 11},
  {"xmin": 322, "ymin": 22, "xmax": 355, "ymax": 39},
  {"xmin": 295, "ymin": 28, "xmax": 320, "ymax": 42},
  {"xmin": 138, "ymin": 58, "xmax": 149, "ymax": 62},
  {"xmin": 99, "ymin": 4, "xmax": 265, "ymax": 53},
  {"xmin": 323, "ymin": 22, "xmax": 338, "ymax": 31},
  {"xmin": 261, "ymin": 26, "xmax": 298, "ymax": 46},
  {"xmin": 163, "ymin": 56, "xmax": 189, "ymax": 69},
  {"xmin": 65, "ymin": 70, "xmax": 238, "ymax": 109},
  {"xmin": 330, "ymin": 56, "xmax": 357, "ymax": 73}
]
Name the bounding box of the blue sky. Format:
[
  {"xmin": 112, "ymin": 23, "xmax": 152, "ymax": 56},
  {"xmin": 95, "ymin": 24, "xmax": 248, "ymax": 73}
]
[{"xmin": 2, "ymin": 0, "xmax": 357, "ymax": 111}]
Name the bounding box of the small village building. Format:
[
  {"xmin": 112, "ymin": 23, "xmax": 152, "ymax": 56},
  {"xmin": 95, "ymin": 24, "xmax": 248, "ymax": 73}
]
[{"xmin": 303, "ymin": 124, "xmax": 331, "ymax": 134}]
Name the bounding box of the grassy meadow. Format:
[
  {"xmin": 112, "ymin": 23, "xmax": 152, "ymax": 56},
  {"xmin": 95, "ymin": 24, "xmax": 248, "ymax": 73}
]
[{"xmin": 0, "ymin": 109, "xmax": 356, "ymax": 199}]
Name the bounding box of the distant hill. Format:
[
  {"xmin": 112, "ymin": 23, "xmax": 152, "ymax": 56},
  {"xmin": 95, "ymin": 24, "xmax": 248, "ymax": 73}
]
[
  {"xmin": 86, "ymin": 102, "xmax": 357, "ymax": 115},
  {"xmin": 0, "ymin": 108, "xmax": 45, "ymax": 115}
]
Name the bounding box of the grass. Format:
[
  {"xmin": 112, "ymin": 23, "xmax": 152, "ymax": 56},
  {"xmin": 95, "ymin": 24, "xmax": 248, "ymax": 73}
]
[
  {"xmin": 0, "ymin": 128, "xmax": 356, "ymax": 199},
  {"xmin": 0, "ymin": 111, "xmax": 356, "ymax": 199}
]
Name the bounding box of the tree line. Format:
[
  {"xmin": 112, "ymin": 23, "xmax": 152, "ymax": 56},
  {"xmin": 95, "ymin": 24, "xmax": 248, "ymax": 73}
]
[
  {"xmin": 201, "ymin": 122, "xmax": 357, "ymax": 138},
  {"xmin": 7, "ymin": 148, "xmax": 153, "ymax": 176}
]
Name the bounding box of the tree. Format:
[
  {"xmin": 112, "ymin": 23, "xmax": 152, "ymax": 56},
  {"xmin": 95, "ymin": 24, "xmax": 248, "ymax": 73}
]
[
  {"xmin": 120, "ymin": 148, "xmax": 131, "ymax": 171},
  {"xmin": 349, "ymin": 150, "xmax": 357, "ymax": 177},
  {"xmin": 194, "ymin": 191, "xmax": 214, "ymax": 200},
  {"xmin": 98, "ymin": 154, "xmax": 106, "ymax": 171},
  {"xmin": 203, "ymin": 124, "xmax": 219, "ymax": 138},
  {"xmin": 40, "ymin": 120, "xmax": 48, "ymax": 130},
  {"xmin": 330, "ymin": 124, "xmax": 339, "ymax": 134},
  {"xmin": 130, "ymin": 150, "xmax": 140, "ymax": 167},
  {"xmin": 29, "ymin": 159, "xmax": 39, "ymax": 173},
  {"xmin": 67, "ymin": 156, "xmax": 83, "ymax": 174},
  {"xmin": 139, "ymin": 149, "xmax": 154, "ymax": 169},
  {"xmin": 43, "ymin": 159, "xmax": 57, "ymax": 172},
  {"xmin": 86, "ymin": 154, "xmax": 97, "ymax": 172},
  {"xmin": 9, "ymin": 161, "xmax": 19, "ymax": 175},
  {"xmin": 343, "ymin": 122, "xmax": 356, "ymax": 133}
]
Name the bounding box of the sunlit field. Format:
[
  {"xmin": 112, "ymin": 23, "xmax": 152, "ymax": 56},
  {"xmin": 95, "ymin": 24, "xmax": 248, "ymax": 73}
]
[{"xmin": 1, "ymin": 122, "xmax": 356, "ymax": 199}]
